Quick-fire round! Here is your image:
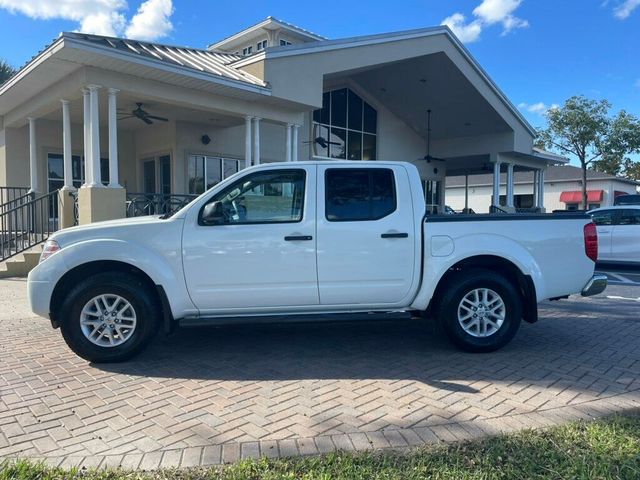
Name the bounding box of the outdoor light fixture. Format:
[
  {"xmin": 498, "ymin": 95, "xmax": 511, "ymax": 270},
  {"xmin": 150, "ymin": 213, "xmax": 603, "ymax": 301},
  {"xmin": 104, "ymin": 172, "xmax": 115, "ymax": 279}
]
[{"xmin": 201, "ymin": 134, "xmax": 211, "ymax": 145}]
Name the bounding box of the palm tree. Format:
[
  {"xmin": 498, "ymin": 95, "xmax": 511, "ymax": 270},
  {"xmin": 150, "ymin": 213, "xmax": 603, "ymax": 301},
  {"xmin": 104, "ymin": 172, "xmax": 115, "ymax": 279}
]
[{"xmin": 0, "ymin": 59, "xmax": 16, "ymax": 85}]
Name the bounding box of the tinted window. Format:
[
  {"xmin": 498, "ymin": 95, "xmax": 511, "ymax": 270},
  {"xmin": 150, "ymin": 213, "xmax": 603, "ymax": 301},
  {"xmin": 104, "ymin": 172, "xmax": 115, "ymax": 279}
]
[
  {"xmin": 325, "ymin": 168, "xmax": 396, "ymax": 221},
  {"xmin": 619, "ymin": 209, "xmax": 640, "ymax": 225},
  {"xmin": 614, "ymin": 194, "xmax": 640, "ymax": 206},
  {"xmin": 201, "ymin": 169, "xmax": 305, "ymax": 225},
  {"xmin": 591, "ymin": 210, "xmax": 615, "ymax": 226}
]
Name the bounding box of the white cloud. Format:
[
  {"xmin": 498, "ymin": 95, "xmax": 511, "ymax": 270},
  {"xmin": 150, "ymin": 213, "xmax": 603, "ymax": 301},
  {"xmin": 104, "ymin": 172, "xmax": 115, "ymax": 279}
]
[
  {"xmin": 613, "ymin": 0, "xmax": 640, "ymax": 19},
  {"xmin": 441, "ymin": 0, "xmax": 529, "ymax": 43},
  {"xmin": 518, "ymin": 102, "xmax": 559, "ymax": 115},
  {"xmin": 441, "ymin": 13, "xmax": 483, "ymax": 43},
  {"xmin": 125, "ymin": 0, "xmax": 173, "ymax": 41},
  {"xmin": 0, "ymin": 0, "xmax": 174, "ymax": 40}
]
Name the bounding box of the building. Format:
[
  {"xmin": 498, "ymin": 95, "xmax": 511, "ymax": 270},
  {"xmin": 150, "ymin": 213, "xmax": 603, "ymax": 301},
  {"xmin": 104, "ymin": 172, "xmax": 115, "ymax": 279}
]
[
  {"xmin": 1, "ymin": 16, "xmax": 563, "ymax": 237},
  {"xmin": 446, "ymin": 164, "xmax": 640, "ymax": 213}
]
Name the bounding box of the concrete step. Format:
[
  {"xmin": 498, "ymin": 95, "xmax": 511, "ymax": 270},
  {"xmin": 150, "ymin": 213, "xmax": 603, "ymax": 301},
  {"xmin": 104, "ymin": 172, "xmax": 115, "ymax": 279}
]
[{"xmin": 0, "ymin": 244, "xmax": 44, "ymax": 279}]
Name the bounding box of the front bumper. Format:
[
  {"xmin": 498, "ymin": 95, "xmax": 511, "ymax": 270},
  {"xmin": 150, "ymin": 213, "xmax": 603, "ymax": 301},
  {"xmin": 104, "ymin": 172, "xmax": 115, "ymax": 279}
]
[{"xmin": 581, "ymin": 274, "xmax": 608, "ymax": 297}]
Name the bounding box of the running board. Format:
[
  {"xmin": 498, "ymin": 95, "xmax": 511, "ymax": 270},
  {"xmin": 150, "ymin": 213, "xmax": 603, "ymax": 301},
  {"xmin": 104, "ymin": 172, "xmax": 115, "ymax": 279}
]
[{"xmin": 178, "ymin": 311, "xmax": 414, "ymax": 328}]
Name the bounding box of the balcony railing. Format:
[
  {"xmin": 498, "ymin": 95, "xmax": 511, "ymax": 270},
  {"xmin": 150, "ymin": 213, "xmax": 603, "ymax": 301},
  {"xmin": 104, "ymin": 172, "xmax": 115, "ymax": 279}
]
[
  {"xmin": 0, "ymin": 190, "xmax": 59, "ymax": 262},
  {"xmin": 126, "ymin": 193, "xmax": 197, "ymax": 218}
]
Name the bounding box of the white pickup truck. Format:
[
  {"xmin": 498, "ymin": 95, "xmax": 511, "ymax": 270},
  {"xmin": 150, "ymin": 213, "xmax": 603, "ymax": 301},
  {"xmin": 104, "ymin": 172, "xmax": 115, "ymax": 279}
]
[{"xmin": 28, "ymin": 161, "xmax": 606, "ymax": 362}]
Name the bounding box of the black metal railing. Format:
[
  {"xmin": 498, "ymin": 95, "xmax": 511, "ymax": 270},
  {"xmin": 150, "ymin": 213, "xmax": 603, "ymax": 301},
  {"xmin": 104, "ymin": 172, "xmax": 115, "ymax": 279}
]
[
  {"xmin": 489, "ymin": 205, "xmax": 509, "ymax": 214},
  {"xmin": 0, "ymin": 186, "xmax": 29, "ymax": 206},
  {"xmin": 1, "ymin": 190, "xmax": 59, "ymax": 262},
  {"xmin": 125, "ymin": 193, "xmax": 196, "ymax": 218}
]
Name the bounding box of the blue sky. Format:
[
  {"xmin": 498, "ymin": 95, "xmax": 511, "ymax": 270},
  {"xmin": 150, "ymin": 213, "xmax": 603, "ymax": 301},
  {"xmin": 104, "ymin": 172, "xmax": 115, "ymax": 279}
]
[{"xmin": 0, "ymin": 0, "xmax": 638, "ymax": 132}]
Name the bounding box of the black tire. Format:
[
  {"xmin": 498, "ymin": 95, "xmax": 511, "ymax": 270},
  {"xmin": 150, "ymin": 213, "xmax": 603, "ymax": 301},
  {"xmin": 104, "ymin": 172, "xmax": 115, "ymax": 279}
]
[
  {"xmin": 58, "ymin": 272, "xmax": 159, "ymax": 362},
  {"xmin": 437, "ymin": 269, "xmax": 522, "ymax": 353}
]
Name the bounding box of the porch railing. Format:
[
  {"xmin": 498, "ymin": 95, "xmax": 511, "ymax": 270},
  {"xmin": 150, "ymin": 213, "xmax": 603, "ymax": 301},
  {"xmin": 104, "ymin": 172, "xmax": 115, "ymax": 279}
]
[
  {"xmin": 126, "ymin": 193, "xmax": 196, "ymax": 218},
  {"xmin": 0, "ymin": 190, "xmax": 59, "ymax": 262},
  {"xmin": 0, "ymin": 187, "xmax": 30, "ymax": 206}
]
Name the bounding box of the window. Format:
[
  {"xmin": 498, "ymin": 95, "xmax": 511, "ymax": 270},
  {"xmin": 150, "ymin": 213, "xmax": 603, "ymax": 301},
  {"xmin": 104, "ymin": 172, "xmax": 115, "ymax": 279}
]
[
  {"xmin": 201, "ymin": 169, "xmax": 305, "ymax": 225},
  {"xmin": 424, "ymin": 180, "xmax": 441, "ymax": 215},
  {"xmin": 591, "ymin": 210, "xmax": 615, "ymax": 225},
  {"xmin": 280, "ymin": 39, "xmax": 292, "ymax": 46},
  {"xmin": 619, "ymin": 209, "xmax": 640, "ymax": 225},
  {"xmin": 188, "ymin": 155, "xmax": 242, "ymax": 195},
  {"xmin": 312, "ymin": 88, "xmax": 377, "ymax": 160},
  {"xmin": 325, "ymin": 168, "xmax": 396, "ymax": 221},
  {"xmin": 256, "ymin": 39, "xmax": 268, "ymax": 51},
  {"xmin": 587, "ymin": 203, "xmax": 601, "ymax": 210},
  {"xmin": 47, "ymin": 153, "xmax": 108, "ymax": 191},
  {"xmin": 242, "ymin": 46, "xmax": 253, "ymax": 55},
  {"xmin": 566, "ymin": 203, "xmax": 580, "ymax": 211}
]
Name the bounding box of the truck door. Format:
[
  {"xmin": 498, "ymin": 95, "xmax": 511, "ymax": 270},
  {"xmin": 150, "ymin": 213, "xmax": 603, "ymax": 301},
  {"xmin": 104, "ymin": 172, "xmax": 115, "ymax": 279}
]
[
  {"xmin": 182, "ymin": 166, "xmax": 319, "ymax": 313},
  {"xmin": 610, "ymin": 209, "xmax": 640, "ymax": 262},
  {"xmin": 590, "ymin": 209, "xmax": 616, "ymax": 261},
  {"xmin": 316, "ymin": 165, "xmax": 416, "ymax": 306}
]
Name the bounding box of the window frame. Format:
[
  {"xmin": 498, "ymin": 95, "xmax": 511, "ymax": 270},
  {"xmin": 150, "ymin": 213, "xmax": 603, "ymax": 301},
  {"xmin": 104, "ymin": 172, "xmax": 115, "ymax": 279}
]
[
  {"xmin": 187, "ymin": 154, "xmax": 242, "ymax": 195},
  {"xmin": 198, "ymin": 168, "xmax": 307, "ymax": 227},
  {"xmin": 312, "ymin": 88, "xmax": 378, "ymax": 161},
  {"xmin": 324, "ymin": 168, "xmax": 397, "ymax": 222}
]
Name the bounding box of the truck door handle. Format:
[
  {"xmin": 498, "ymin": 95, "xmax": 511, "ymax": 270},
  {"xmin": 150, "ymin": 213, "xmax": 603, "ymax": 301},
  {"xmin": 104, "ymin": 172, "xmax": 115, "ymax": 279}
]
[
  {"xmin": 284, "ymin": 235, "xmax": 313, "ymax": 241},
  {"xmin": 381, "ymin": 232, "xmax": 409, "ymax": 238}
]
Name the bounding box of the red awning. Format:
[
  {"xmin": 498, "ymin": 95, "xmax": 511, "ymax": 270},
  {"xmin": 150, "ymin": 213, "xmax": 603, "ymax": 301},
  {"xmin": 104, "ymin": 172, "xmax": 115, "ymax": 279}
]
[{"xmin": 559, "ymin": 190, "xmax": 604, "ymax": 203}]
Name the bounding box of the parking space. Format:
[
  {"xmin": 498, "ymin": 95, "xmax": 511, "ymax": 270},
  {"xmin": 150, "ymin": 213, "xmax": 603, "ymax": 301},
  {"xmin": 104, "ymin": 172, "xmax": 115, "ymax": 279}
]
[
  {"xmin": 596, "ymin": 264, "xmax": 640, "ymax": 287},
  {"xmin": 1, "ymin": 278, "xmax": 639, "ymax": 469}
]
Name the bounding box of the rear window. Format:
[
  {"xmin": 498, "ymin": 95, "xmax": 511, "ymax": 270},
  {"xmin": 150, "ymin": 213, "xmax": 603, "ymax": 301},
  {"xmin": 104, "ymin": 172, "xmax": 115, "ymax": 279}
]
[{"xmin": 325, "ymin": 168, "xmax": 396, "ymax": 221}]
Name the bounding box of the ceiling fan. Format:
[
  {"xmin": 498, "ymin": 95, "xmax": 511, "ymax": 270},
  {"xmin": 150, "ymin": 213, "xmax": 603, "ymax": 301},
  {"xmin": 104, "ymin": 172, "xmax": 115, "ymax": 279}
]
[
  {"xmin": 118, "ymin": 103, "xmax": 168, "ymax": 125},
  {"xmin": 421, "ymin": 109, "xmax": 446, "ymax": 163}
]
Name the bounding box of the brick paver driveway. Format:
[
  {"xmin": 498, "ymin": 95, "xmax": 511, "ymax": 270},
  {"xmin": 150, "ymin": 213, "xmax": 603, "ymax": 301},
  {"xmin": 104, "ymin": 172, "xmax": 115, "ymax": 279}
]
[{"xmin": 1, "ymin": 277, "xmax": 639, "ymax": 469}]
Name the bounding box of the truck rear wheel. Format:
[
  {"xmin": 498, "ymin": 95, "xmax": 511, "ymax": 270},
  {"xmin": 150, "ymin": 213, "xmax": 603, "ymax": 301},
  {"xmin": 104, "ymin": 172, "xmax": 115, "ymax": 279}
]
[
  {"xmin": 58, "ymin": 272, "xmax": 159, "ymax": 363},
  {"xmin": 437, "ymin": 269, "xmax": 522, "ymax": 352}
]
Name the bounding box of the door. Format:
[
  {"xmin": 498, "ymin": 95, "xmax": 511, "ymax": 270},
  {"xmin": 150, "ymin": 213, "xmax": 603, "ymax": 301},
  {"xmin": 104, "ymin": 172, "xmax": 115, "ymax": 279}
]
[
  {"xmin": 611, "ymin": 209, "xmax": 640, "ymax": 262},
  {"xmin": 182, "ymin": 166, "xmax": 319, "ymax": 313},
  {"xmin": 590, "ymin": 209, "xmax": 617, "ymax": 261},
  {"xmin": 316, "ymin": 165, "xmax": 416, "ymax": 306}
]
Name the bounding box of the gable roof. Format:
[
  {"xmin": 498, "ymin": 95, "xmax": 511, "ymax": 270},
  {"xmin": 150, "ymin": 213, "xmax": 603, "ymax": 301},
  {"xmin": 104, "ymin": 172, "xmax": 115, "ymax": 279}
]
[
  {"xmin": 207, "ymin": 16, "xmax": 326, "ymax": 51},
  {"xmin": 446, "ymin": 165, "xmax": 640, "ymax": 187}
]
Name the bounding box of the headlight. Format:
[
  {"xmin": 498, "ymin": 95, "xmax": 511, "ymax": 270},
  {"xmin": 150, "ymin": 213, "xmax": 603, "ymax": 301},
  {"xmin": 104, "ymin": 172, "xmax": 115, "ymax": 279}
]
[{"xmin": 40, "ymin": 239, "xmax": 61, "ymax": 263}]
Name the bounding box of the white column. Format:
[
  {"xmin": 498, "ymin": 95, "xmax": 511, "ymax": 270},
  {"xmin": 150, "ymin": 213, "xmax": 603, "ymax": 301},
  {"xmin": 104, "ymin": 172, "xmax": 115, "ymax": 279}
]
[
  {"xmin": 244, "ymin": 116, "xmax": 252, "ymax": 168},
  {"xmin": 506, "ymin": 163, "xmax": 514, "ymax": 208},
  {"xmin": 292, "ymin": 124, "xmax": 299, "ymax": 162},
  {"xmin": 537, "ymin": 169, "xmax": 545, "ymax": 209},
  {"xmin": 88, "ymin": 85, "xmax": 102, "ymax": 186},
  {"xmin": 107, "ymin": 88, "xmax": 121, "ymax": 187},
  {"xmin": 253, "ymin": 117, "xmax": 261, "ymax": 166},
  {"xmin": 82, "ymin": 88, "xmax": 92, "ymax": 186},
  {"xmin": 61, "ymin": 100, "xmax": 73, "ymax": 190},
  {"xmin": 492, "ymin": 160, "xmax": 501, "ymax": 207},
  {"xmin": 285, "ymin": 124, "xmax": 292, "ymax": 162},
  {"xmin": 28, "ymin": 117, "xmax": 38, "ymax": 194}
]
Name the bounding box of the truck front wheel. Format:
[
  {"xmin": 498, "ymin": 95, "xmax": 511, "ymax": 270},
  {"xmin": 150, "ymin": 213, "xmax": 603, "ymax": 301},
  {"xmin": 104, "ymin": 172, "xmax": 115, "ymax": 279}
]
[
  {"xmin": 437, "ymin": 269, "xmax": 522, "ymax": 353},
  {"xmin": 58, "ymin": 272, "xmax": 159, "ymax": 362}
]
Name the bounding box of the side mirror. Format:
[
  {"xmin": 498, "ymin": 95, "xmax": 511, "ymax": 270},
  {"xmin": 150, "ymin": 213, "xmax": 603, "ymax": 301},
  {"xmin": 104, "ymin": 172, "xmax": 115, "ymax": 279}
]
[{"xmin": 201, "ymin": 201, "xmax": 225, "ymax": 225}]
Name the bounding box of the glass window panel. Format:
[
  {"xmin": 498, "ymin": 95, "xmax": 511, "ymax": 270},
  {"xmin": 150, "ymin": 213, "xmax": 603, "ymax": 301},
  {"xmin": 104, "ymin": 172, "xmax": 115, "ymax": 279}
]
[
  {"xmin": 370, "ymin": 169, "xmax": 396, "ymax": 218},
  {"xmin": 363, "ymin": 102, "xmax": 377, "ymax": 133},
  {"xmin": 47, "ymin": 154, "xmax": 63, "ymax": 180},
  {"xmin": 160, "ymin": 155, "xmax": 171, "ymax": 195},
  {"xmin": 72, "ymin": 156, "xmax": 84, "ymax": 184},
  {"xmin": 362, "ymin": 134, "xmax": 376, "ymax": 160},
  {"xmin": 620, "ymin": 209, "xmax": 640, "ymax": 225},
  {"xmin": 330, "ymin": 88, "xmax": 347, "ymax": 128},
  {"xmin": 223, "ymin": 159, "xmax": 239, "ymax": 179},
  {"xmin": 347, "ymin": 131, "xmax": 362, "ymax": 160},
  {"xmin": 348, "ymin": 90, "xmax": 363, "ymax": 131},
  {"xmin": 591, "ymin": 210, "xmax": 614, "ymax": 225},
  {"xmin": 188, "ymin": 156, "xmax": 204, "ymax": 195},
  {"xmin": 208, "ymin": 170, "xmax": 305, "ymax": 224},
  {"xmin": 143, "ymin": 159, "xmax": 156, "ymax": 193},
  {"xmin": 313, "ymin": 124, "xmax": 329, "ymax": 158},
  {"xmin": 206, "ymin": 157, "xmax": 222, "ymax": 190},
  {"xmin": 325, "ymin": 169, "xmax": 370, "ymax": 221},
  {"xmin": 330, "ymin": 128, "xmax": 347, "ymax": 159},
  {"xmin": 320, "ymin": 91, "xmax": 330, "ymax": 125}
]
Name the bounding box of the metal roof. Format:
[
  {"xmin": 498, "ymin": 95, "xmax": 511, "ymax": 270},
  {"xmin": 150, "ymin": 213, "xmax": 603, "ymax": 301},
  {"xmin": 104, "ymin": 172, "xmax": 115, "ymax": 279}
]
[{"xmin": 62, "ymin": 32, "xmax": 266, "ymax": 87}]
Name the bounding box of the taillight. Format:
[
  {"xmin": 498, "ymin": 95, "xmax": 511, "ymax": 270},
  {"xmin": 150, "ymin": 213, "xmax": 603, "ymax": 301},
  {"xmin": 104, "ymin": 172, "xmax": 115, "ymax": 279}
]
[{"xmin": 584, "ymin": 222, "xmax": 598, "ymax": 262}]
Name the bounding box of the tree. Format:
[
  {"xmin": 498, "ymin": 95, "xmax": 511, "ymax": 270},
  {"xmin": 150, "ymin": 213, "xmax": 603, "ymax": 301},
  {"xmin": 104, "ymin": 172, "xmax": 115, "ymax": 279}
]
[
  {"xmin": 537, "ymin": 96, "xmax": 640, "ymax": 209},
  {"xmin": 0, "ymin": 59, "xmax": 16, "ymax": 85}
]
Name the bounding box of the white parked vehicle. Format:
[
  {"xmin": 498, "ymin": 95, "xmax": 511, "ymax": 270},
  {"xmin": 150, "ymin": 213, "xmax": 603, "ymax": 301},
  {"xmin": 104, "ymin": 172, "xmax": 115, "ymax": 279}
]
[
  {"xmin": 28, "ymin": 161, "xmax": 606, "ymax": 362},
  {"xmin": 589, "ymin": 206, "xmax": 640, "ymax": 265}
]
